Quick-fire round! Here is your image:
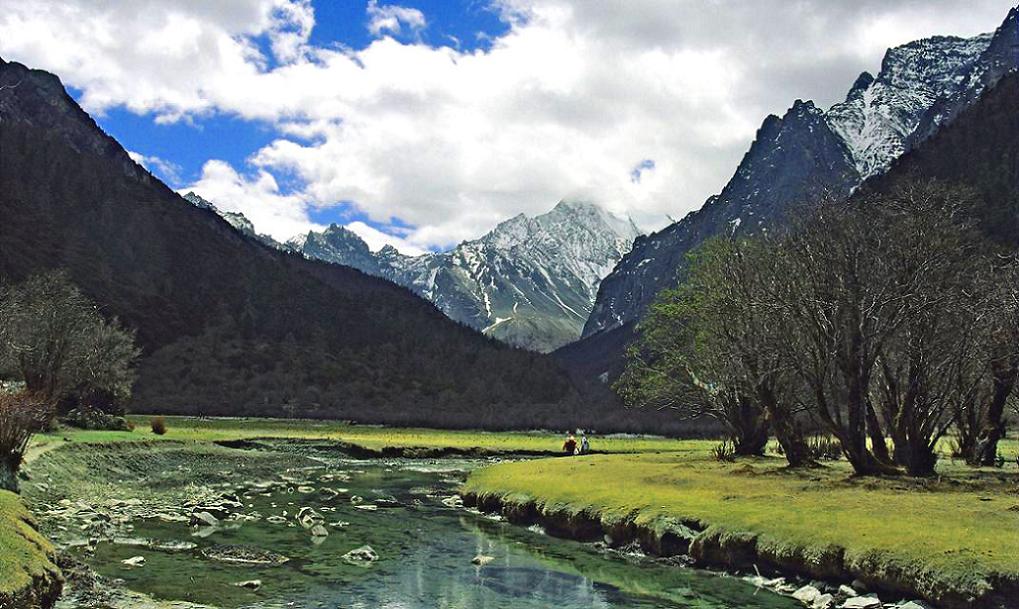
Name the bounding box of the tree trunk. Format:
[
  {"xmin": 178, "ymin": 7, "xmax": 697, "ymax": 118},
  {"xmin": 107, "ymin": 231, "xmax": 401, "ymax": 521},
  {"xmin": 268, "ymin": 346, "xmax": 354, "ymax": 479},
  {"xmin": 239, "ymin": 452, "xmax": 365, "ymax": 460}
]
[
  {"xmin": 726, "ymin": 395, "xmax": 769, "ymax": 456},
  {"xmin": 898, "ymin": 437, "xmax": 939, "ymax": 477},
  {"xmin": 0, "ymin": 456, "xmax": 20, "ymax": 493},
  {"xmin": 973, "ymin": 368, "xmax": 1014, "ymax": 466},
  {"xmin": 759, "ymin": 386, "xmax": 812, "ymax": 467},
  {"xmin": 866, "ymin": 400, "xmax": 893, "ymax": 464}
]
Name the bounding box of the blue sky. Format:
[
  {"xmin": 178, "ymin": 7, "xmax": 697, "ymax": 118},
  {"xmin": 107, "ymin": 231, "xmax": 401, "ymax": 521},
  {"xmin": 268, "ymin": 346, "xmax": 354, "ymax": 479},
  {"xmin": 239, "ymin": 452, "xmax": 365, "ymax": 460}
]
[{"xmin": 85, "ymin": 0, "xmax": 512, "ymax": 241}]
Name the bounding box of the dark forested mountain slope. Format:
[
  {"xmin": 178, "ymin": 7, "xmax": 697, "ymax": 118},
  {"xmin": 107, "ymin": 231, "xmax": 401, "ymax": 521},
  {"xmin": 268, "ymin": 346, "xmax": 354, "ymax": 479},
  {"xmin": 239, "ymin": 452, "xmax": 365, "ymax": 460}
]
[
  {"xmin": 0, "ymin": 57, "xmax": 598, "ymax": 429},
  {"xmin": 868, "ymin": 71, "xmax": 1019, "ymax": 245}
]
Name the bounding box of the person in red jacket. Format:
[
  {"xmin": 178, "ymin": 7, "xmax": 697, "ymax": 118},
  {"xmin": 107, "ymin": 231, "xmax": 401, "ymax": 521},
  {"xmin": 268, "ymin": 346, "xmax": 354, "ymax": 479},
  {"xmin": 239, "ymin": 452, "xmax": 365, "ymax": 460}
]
[{"xmin": 562, "ymin": 433, "xmax": 577, "ymax": 455}]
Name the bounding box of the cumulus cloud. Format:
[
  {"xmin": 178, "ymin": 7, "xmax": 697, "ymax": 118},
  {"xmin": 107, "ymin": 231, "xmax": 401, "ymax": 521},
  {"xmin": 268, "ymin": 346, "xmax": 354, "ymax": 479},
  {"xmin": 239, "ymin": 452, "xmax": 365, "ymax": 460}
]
[
  {"xmin": 0, "ymin": 0, "xmax": 1013, "ymax": 250},
  {"xmin": 366, "ymin": 0, "xmax": 427, "ymax": 37},
  {"xmin": 185, "ymin": 159, "xmax": 314, "ymax": 240},
  {"xmin": 346, "ymin": 221, "xmax": 427, "ymax": 255}
]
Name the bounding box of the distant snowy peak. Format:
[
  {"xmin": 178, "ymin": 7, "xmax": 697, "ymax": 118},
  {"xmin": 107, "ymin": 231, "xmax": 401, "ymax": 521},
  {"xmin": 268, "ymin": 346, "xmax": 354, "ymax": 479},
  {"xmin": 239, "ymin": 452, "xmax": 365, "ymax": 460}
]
[
  {"xmin": 289, "ymin": 199, "xmax": 642, "ymax": 352},
  {"xmin": 826, "ymin": 33, "xmax": 993, "ymax": 180},
  {"xmin": 286, "ymin": 224, "xmax": 381, "ymax": 275}
]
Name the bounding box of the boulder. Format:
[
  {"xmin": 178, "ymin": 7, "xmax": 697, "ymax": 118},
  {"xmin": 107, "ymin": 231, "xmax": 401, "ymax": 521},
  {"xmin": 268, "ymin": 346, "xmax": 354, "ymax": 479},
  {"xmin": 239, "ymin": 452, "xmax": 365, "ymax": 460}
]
[
  {"xmin": 471, "ymin": 555, "xmax": 495, "ymax": 566},
  {"xmin": 793, "ymin": 585, "xmax": 822, "ymax": 604},
  {"xmin": 190, "ymin": 511, "xmax": 219, "ymax": 528},
  {"xmin": 812, "ymin": 595, "xmax": 835, "ymax": 609},
  {"xmin": 838, "ymin": 585, "xmax": 858, "ymax": 598},
  {"xmin": 310, "ymin": 525, "xmax": 329, "ymax": 537},
  {"xmin": 121, "ymin": 556, "xmax": 145, "ymax": 568},
  {"xmin": 234, "ymin": 580, "xmax": 262, "ymax": 591},
  {"xmin": 839, "ymin": 597, "xmax": 880, "ymax": 609},
  {"xmin": 342, "ymin": 545, "xmax": 379, "ymax": 564}
]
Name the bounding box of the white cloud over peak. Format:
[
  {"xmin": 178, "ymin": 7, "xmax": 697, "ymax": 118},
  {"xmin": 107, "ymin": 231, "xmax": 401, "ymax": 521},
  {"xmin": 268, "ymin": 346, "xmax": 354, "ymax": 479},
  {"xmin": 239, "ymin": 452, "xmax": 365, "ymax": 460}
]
[
  {"xmin": 0, "ymin": 0, "xmax": 1014, "ymax": 252},
  {"xmin": 186, "ymin": 159, "xmax": 313, "ymax": 241},
  {"xmin": 346, "ymin": 221, "xmax": 427, "ymax": 256}
]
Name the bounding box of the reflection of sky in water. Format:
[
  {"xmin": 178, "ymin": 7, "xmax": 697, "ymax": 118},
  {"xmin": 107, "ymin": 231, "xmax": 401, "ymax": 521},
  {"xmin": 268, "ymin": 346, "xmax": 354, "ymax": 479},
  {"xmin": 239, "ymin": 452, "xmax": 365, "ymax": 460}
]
[{"xmin": 81, "ymin": 458, "xmax": 797, "ymax": 609}]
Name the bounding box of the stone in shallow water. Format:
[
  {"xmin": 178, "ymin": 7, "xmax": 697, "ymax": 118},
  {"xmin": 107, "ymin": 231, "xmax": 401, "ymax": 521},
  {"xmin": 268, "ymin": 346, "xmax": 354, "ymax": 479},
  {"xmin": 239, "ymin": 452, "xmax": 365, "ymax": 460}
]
[
  {"xmin": 190, "ymin": 511, "xmax": 219, "ymax": 528},
  {"xmin": 793, "ymin": 585, "xmax": 822, "ymax": 603},
  {"xmin": 200, "ymin": 545, "xmax": 290, "ymax": 565},
  {"xmin": 310, "ymin": 524, "xmax": 329, "ymax": 537},
  {"xmin": 472, "ymin": 555, "xmax": 495, "ymax": 566},
  {"xmin": 839, "ymin": 597, "xmax": 881, "ymax": 609},
  {"xmin": 812, "ymin": 595, "xmax": 834, "ymax": 609},
  {"xmin": 234, "ymin": 579, "xmax": 262, "ymax": 591},
  {"xmin": 343, "ymin": 545, "xmax": 379, "ymax": 564},
  {"xmin": 121, "ymin": 556, "xmax": 145, "ymax": 568}
]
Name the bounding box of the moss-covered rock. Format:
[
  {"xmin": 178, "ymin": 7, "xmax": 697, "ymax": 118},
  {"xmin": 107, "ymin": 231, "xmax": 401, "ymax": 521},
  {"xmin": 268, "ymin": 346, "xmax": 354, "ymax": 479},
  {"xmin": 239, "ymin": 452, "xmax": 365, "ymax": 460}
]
[{"xmin": 0, "ymin": 491, "xmax": 63, "ymax": 609}]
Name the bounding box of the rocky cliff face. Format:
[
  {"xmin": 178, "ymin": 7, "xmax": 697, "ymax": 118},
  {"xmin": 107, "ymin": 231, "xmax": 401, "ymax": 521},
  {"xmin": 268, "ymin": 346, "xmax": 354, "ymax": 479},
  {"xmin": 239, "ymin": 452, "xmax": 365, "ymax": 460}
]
[
  {"xmin": 583, "ymin": 10, "xmax": 1017, "ymax": 341},
  {"xmin": 285, "ymin": 201, "xmax": 641, "ymax": 352},
  {"xmin": 827, "ymin": 34, "xmax": 992, "ymax": 181},
  {"xmin": 584, "ymin": 99, "xmax": 858, "ymax": 337}
]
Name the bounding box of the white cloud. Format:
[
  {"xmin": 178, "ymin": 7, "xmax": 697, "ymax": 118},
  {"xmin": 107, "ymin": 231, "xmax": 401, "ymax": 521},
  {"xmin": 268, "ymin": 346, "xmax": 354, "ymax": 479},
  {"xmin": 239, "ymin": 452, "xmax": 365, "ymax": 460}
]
[
  {"xmin": 346, "ymin": 221, "xmax": 427, "ymax": 255},
  {"xmin": 0, "ymin": 0, "xmax": 1014, "ymax": 249},
  {"xmin": 366, "ymin": 0, "xmax": 427, "ymax": 37},
  {"xmin": 184, "ymin": 159, "xmax": 314, "ymax": 241},
  {"xmin": 127, "ymin": 150, "xmax": 183, "ymax": 185}
]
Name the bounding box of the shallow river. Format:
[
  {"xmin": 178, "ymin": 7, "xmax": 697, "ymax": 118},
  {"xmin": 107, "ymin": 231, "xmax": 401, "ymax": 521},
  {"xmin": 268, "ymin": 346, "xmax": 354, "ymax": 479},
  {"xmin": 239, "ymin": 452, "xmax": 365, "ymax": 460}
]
[{"xmin": 74, "ymin": 456, "xmax": 797, "ymax": 609}]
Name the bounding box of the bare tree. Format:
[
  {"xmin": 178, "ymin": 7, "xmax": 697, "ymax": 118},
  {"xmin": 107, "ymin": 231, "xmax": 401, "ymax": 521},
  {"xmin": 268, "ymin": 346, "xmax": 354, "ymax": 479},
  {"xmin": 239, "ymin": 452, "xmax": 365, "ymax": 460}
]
[
  {"xmin": 868, "ymin": 183, "xmax": 990, "ymax": 476},
  {"xmin": 0, "ymin": 271, "xmax": 139, "ymax": 408},
  {"xmin": 955, "ymin": 255, "xmax": 1019, "ymax": 466},
  {"xmin": 0, "ymin": 392, "xmax": 50, "ymax": 492},
  {"xmin": 618, "ymin": 238, "xmax": 812, "ymax": 463},
  {"xmin": 617, "ymin": 278, "xmax": 770, "ymax": 456}
]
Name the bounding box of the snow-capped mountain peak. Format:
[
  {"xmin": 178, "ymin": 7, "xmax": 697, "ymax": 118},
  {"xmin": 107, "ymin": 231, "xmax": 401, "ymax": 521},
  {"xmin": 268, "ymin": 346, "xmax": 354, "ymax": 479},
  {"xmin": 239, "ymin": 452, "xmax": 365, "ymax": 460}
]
[
  {"xmin": 827, "ymin": 33, "xmax": 994, "ymax": 180},
  {"xmin": 285, "ymin": 199, "xmax": 642, "ymax": 352}
]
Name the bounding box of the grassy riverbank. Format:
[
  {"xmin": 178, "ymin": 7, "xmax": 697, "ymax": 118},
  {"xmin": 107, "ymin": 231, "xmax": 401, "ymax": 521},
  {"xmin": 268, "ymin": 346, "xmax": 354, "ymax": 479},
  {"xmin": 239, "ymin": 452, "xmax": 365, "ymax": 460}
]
[
  {"xmin": 0, "ymin": 491, "xmax": 62, "ymax": 607},
  {"xmin": 463, "ymin": 449, "xmax": 1019, "ymax": 608},
  {"xmin": 28, "ymin": 415, "xmax": 693, "ymax": 457}
]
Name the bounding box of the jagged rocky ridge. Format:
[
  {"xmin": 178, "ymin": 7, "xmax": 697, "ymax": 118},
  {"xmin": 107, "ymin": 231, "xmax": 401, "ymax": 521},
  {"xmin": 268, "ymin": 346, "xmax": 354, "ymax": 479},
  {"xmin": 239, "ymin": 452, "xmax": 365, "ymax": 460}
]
[
  {"xmin": 582, "ymin": 8, "xmax": 1019, "ymax": 344},
  {"xmin": 191, "ymin": 199, "xmax": 641, "ymax": 353}
]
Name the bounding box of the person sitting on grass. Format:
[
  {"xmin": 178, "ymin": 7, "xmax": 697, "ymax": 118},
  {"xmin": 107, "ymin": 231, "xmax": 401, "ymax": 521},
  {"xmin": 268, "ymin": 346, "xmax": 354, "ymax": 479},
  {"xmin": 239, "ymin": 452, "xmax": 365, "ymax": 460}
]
[{"xmin": 562, "ymin": 433, "xmax": 577, "ymax": 455}]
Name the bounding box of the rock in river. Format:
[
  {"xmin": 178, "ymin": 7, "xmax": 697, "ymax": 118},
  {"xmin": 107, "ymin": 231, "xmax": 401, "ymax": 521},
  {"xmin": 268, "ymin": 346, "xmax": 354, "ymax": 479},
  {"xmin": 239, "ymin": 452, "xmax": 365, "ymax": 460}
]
[
  {"xmin": 839, "ymin": 597, "xmax": 881, "ymax": 609},
  {"xmin": 793, "ymin": 585, "xmax": 822, "ymax": 604},
  {"xmin": 190, "ymin": 511, "xmax": 219, "ymax": 528},
  {"xmin": 200, "ymin": 545, "xmax": 290, "ymax": 565},
  {"xmin": 121, "ymin": 556, "xmax": 145, "ymax": 568},
  {"xmin": 343, "ymin": 545, "xmax": 379, "ymax": 564},
  {"xmin": 234, "ymin": 580, "xmax": 262, "ymax": 591},
  {"xmin": 472, "ymin": 555, "xmax": 495, "ymax": 566}
]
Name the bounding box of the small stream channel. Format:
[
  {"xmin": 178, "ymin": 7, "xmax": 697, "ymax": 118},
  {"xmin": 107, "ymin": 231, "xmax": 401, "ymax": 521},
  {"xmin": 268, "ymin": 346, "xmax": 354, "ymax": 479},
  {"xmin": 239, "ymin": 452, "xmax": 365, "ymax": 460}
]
[{"xmin": 30, "ymin": 443, "xmax": 799, "ymax": 609}]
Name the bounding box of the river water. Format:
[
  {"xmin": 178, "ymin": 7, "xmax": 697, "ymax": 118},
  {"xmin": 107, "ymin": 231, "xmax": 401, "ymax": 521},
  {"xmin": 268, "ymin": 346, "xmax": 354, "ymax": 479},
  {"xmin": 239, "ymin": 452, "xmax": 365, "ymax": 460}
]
[{"xmin": 73, "ymin": 456, "xmax": 798, "ymax": 609}]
